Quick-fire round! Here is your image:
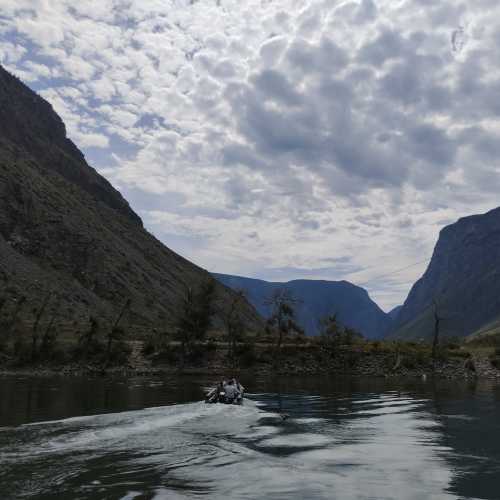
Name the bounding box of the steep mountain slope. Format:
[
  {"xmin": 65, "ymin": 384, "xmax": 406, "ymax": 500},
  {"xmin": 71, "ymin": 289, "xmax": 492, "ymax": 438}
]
[
  {"xmin": 466, "ymin": 315, "xmax": 500, "ymax": 344},
  {"xmin": 0, "ymin": 65, "xmax": 261, "ymax": 341},
  {"xmin": 390, "ymin": 207, "xmax": 500, "ymax": 339},
  {"xmin": 388, "ymin": 305, "xmax": 402, "ymax": 321},
  {"xmin": 213, "ymin": 274, "xmax": 390, "ymax": 338}
]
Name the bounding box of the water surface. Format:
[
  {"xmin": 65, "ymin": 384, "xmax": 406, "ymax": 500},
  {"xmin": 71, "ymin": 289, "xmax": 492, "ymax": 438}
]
[{"xmin": 1, "ymin": 375, "xmax": 499, "ymax": 499}]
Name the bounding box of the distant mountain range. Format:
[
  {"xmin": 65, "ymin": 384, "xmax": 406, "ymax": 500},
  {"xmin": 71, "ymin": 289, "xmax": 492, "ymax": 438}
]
[
  {"xmin": 390, "ymin": 207, "xmax": 500, "ymax": 340},
  {"xmin": 218, "ymin": 205, "xmax": 500, "ymax": 342},
  {"xmin": 213, "ymin": 274, "xmax": 391, "ymax": 338},
  {"xmin": 0, "ymin": 65, "xmax": 261, "ymax": 340}
]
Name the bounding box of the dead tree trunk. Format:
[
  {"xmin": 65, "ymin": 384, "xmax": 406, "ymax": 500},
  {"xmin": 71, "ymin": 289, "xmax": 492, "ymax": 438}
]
[
  {"xmin": 392, "ymin": 353, "xmax": 402, "ymax": 372},
  {"xmin": 0, "ymin": 273, "xmax": 9, "ymax": 315},
  {"xmin": 5, "ymin": 295, "xmax": 27, "ymax": 337},
  {"xmin": 0, "ymin": 296, "xmax": 6, "ymax": 315},
  {"xmin": 276, "ymin": 308, "xmax": 285, "ymax": 351},
  {"xmin": 432, "ymin": 300, "xmax": 441, "ymax": 363},
  {"xmin": 32, "ymin": 292, "xmax": 52, "ymax": 360},
  {"xmin": 40, "ymin": 313, "xmax": 57, "ymax": 356},
  {"xmin": 107, "ymin": 298, "xmax": 131, "ymax": 357}
]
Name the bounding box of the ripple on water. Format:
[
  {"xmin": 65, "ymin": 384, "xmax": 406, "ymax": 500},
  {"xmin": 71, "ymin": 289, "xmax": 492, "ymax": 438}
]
[{"xmin": 1, "ymin": 382, "xmax": 498, "ymax": 500}]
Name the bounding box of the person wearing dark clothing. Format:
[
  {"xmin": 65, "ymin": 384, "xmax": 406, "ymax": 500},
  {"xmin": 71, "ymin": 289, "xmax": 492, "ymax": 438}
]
[{"xmin": 224, "ymin": 379, "xmax": 239, "ymax": 402}]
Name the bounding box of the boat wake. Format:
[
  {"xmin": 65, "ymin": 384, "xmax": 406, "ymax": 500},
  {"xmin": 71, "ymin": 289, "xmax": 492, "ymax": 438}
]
[{"xmin": 0, "ymin": 393, "xmax": 462, "ymax": 499}]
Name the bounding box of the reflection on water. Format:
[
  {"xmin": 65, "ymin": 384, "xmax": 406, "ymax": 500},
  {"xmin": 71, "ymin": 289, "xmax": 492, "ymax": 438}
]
[{"xmin": 0, "ymin": 375, "xmax": 499, "ymax": 499}]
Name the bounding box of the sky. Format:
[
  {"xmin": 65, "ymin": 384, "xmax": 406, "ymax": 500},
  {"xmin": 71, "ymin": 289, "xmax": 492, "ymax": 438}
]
[{"xmin": 1, "ymin": 0, "xmax": 500, "ymax": 311}]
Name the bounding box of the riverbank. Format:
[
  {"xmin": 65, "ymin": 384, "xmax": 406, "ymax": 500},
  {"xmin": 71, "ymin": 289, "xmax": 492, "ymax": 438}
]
[{"xmin": 2, "ymin": 340, "xmax": 499, "ymax": 380}]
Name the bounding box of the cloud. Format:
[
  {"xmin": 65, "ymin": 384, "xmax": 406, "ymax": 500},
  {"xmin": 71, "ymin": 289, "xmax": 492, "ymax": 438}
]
[
  {"xmin": 0, "ymin": 42, "xmax": 26, "ymax": 64},
  {"xmin": 2, "ymin": 0, "xmax": 500, "ymax": 309},
  {"xmin": 74, "ymin": 132, "xmax": 110, "ymax": 149}
]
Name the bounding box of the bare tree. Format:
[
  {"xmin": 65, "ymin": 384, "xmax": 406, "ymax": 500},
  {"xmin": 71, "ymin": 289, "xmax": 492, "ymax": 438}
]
[
  {"xmin": 175, "ymin": 279, "xmax": 216, "ymax": 364},
  {"xmin": 177, "ymin": 286, "xmax": 196, "ymax": 364},
  {"xmin": 32, "ymin": 292, "xmax": 52, "ymax": 359},
  {"xmin": 40, "ymin": 312, "xmax": 58, "ymax": 356},
  {"xmin": 265, "ymin": 289, "xmax": 302, "ymax": 350},
  {"xmin": 431, "ymin": 299, "xmax": 443, "ymax": 362},
  {"xmin": 81, "ymin": 316, "xmax": 99, "ymax": 346},
  {"xmin": 318, "ymin": 313, "xmax": 340, "ymax": 347},
  {"xmin": 107, "ymin": 298, "xmax": 131, "ymax": 357},
  {"xmin": 222, "ymin": 289, "xmax": 246, "ymax": 365},
  {"xmin": 4, "ymin": 294, "xmax": 26, "ymax": 336}
]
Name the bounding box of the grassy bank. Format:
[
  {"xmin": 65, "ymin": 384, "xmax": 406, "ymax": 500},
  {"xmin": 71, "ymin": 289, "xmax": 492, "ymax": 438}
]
[{"xmin": 2, "ymin": 334, "xmax": 500, "ymax": 380}]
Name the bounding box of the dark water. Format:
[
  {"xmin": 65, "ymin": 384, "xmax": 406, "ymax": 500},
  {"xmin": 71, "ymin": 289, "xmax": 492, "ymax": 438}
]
[{"xmin": 1, "ymin": 375, "xmax": 500, "ymax": 499}]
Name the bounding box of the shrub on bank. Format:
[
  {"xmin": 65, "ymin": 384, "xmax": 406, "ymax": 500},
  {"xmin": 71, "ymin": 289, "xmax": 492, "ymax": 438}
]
[
  {"xmin": 236, "ymin": 342, "xmax": 256, "ymax": 367},
  {"xmin": 206, "ymin": 337, "xmax": 218, "ymax": 352},
  {"xmin": 143, "ymin": 330, "xmax": 171, "ymax": 356},
  {"xmin": 12, "ymin": 337, "xmax": 31, "ymax": 365},
  {"xmin": 401, "ymin": 350, "xmax": 429, "ymax": 369},
  {"xmin": 489, "ymin": 355, "xmax": 500, "ymax": 369},
  {"xmin": 106, "ymin": 339, "xmax": 132, "ymax": 365},
  {"xmin": 447, "ymin": 349, "xmax": 471, "ymax": 359},
  {"xmin": 443, "ymin": 338, "xmax": 464, "ymax": 350},
  {"xmin": 150, "ymin": 345, "xmax": 179, "ymax": 366}
]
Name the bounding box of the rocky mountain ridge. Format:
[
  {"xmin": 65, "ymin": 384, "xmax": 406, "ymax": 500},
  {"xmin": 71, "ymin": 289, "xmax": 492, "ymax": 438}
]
[
  {"xmin": 0, "ymin": 65, "xmax": 261, "ymax": 344},
  {"xmin": 390, "ymin": 206, "xmax": 500, "ymax": 339}
]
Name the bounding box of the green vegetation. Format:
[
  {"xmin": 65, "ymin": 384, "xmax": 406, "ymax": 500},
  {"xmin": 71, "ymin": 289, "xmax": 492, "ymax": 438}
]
[
  {"xmin": 175, "ymin": 279, "xmax": 216, "ymax": 365},
  {"xmin": 487, "ymin": 344, "xmax": 500, "ymax": 369},
  {"xmin": 106, "ymin": 299, "xmax": 131, "ymax": 360},
  {"xmin": 0, "ymin": 280, "xmax": 497, "ymax": 379},
  {"xmin": 318, "ymin": 314, "xmax": 362, "ymax": 351},
  {"xmin": 264, "ymin": 289, "xmax": 302, "ymax": 350},
  {"xmin": 0, "ymin": 287, "xmax": 133, "ymax": 367},
  {"xmin": 221, "ymin": 289, "xmax": 246, "ymax": 366}
]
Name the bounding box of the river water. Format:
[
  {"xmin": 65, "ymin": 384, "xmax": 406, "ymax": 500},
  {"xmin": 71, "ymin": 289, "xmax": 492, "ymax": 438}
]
[{"xmin": 0, "ymin": 375, "xmax": 499, "ymax": 499}]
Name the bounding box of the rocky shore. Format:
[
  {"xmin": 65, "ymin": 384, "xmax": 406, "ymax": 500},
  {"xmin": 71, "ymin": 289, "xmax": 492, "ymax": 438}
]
[{"xmin": 2, "ymin": 342, "xmax": 499, "ymax": 380}]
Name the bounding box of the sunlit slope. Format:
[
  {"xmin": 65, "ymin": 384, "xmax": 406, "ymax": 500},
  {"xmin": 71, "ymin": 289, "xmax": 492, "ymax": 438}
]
[{"xmin": 466, "ymin": 315, "xmax": 500, "ymax": 344}]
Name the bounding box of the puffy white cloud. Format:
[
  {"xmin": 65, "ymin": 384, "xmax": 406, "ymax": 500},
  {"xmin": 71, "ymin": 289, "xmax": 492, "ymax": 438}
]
[
  {"xmin": 0, "ymin": 42, "xmax": 26, "ymax": 64},
  {"xmin": 2, "ymin": 0, "xmax": 500, "ymax": 309},
  {"xmin": 74, "ymin": 132, "xmax": 110, "ymax": 149}
]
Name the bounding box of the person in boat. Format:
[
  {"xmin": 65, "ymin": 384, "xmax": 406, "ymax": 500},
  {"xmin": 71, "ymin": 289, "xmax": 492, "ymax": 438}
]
[
  {"xmin": 219, "ymin": 379, "xmax": 226, "ymax": 398},
  {"xmin": 234, "ymin": 379, "xmax": 244, "ymax": 394},
  {"xmin": 205, "ymin": 378, "xmax": 243, "ymax": 404},
  {"xmin": 223, "ymin": 378, "xmax": 240, "ymax": 403}
]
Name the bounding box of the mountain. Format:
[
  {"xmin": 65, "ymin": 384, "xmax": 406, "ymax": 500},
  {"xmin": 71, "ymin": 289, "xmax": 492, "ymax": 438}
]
[
  {"xmin": 388, "ymin": 305, "xmax": 402, "ymax": 321},
  {"xmin": 467, "ymin": 315, "xmax": 500, "ymax": 344},
  {"xmin": 0, "ymin": 65, "xmax": 261, "ymax": 343},
  {"xmin": 213, "ymin": 274, "xmax": 390, "ymax": 338},
  {"xmin": 390, "ymin": 207, "xmax": 500, "ymax": 339}
]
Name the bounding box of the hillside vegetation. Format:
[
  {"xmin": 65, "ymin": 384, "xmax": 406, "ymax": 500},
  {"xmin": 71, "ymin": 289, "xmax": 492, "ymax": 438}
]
[{"xmin": 0, "ymin": 65, "xmax": 261, "ymax": 364}]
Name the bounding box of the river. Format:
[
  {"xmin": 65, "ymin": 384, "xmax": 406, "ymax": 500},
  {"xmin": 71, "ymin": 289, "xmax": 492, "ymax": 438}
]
[{"xmin": 0, "ymin": 375, "xmax": 499, "ymax": 499}]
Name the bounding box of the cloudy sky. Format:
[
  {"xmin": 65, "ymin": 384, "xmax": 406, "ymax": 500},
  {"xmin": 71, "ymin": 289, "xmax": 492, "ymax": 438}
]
[{"xmin": 1, "ymin": 0, "xmax": 499, "ymax": 310}]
